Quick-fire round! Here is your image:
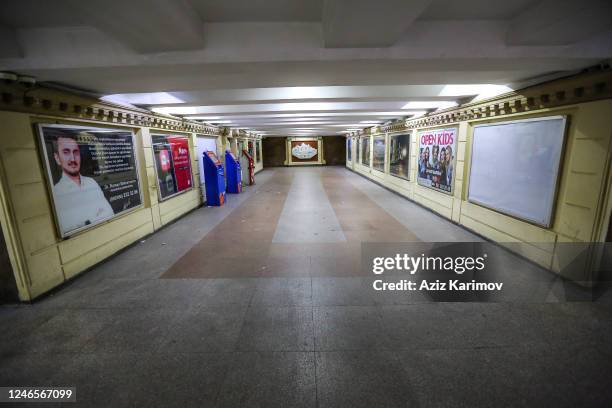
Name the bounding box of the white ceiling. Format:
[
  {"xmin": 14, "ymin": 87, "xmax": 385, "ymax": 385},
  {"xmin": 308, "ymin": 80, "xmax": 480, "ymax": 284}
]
[{"xmin": 1, "ymin": 0, "xmax": 611, "ymax": 136}]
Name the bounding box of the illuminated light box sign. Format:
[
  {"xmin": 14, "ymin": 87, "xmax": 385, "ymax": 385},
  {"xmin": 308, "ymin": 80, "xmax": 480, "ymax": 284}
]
[
  {"xmin": 417, "ymin": 127, "xmax": 457, "ymax": 194},
  {"xmin": 291, "ymin": 141, "xmax": 318, "ymax": 161},
  {"xmin": 38, "ymin": 124, "xmax": 142, "ymax": 238},
  {"xmin": 152, "ymin": 134, "xmax": 193, "ymax": 200},
  {"xmin": 389, "ymin": 133, "xmax": 410, "ymax": 180}
]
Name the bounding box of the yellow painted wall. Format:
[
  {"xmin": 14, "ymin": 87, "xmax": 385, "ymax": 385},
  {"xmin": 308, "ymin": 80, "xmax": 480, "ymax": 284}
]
[
  {"xmin": 0, "ymin": 110, "xmax": 219, "ymax": 300},
  {"xmin": 347, "ymin": 100, "xmax": 612, "ymax": 279},
  {"xmin": 235, "ymin": 136, "xmax": 263, "ymax": 173}
]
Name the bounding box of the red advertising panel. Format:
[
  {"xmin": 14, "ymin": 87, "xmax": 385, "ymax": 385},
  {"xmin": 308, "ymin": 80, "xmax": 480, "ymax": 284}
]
[
  {"xmin": 152, "ymin": 134, "xmax": 193, "ymax": 200},
  {"xmin": 169, "ymin": 136, "xmax": 192, "ymax": 192}
]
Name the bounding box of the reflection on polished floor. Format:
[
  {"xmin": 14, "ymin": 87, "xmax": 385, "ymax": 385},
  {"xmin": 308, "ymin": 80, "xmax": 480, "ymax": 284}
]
[
  {"xmin": 164, "ymin": 167, "xmax": 420, "ymax": 279},
  {"xmin": 1, "ymin": 167, "xmax": 612, "ymax": 408}
]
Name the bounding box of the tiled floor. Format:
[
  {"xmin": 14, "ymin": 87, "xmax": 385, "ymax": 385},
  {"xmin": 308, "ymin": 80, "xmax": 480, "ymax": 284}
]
[{"xmin": 1, "ymin": 166, "xmax": 611, "ymax": 407}]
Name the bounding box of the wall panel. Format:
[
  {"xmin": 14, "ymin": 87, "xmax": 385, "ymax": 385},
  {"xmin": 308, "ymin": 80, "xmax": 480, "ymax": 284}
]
[
  {"xmin": 347, "ymin": 98, "xmax": 612, "ymax": 279},
  {"xmin": 0, "ymin": 106, "xmax": 219, "ymax": 300}
]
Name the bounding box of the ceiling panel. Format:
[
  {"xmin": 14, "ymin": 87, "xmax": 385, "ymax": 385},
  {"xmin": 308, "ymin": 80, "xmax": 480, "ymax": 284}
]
[
  {"xmin": 190, "ymin": 0, "xmax": 322, "ymax": 22},
  {"xmin": 419, "ymin": 0, "xmax": 537, "ymax": 20}
]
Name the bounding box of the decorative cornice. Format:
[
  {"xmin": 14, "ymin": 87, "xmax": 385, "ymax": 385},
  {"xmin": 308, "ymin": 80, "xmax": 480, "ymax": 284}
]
[
  {"xmin": 379, "ymin": 69, "xmax": 612, "ymax": 133},
  {"xmin": 0, "ymin": 82, "xmax": 220, "ymax": 136},
  {"xmin": 383, "ymin": 122, "xmax": 409, "ymax": 134},
  {"xmin": 235, "ymin": 129, "xmax": 262, "ymax": 139}
]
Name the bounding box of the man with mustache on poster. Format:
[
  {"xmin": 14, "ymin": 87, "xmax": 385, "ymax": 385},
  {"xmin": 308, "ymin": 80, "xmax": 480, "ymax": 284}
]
[{"xmin": 52, "ymin": 135, "xmax": 114, "ymax": 234}]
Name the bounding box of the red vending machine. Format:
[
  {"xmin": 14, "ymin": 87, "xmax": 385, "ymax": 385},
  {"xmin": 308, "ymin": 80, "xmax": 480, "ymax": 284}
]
[{"xmin": 242, "ymin": 149, "xmax": 255, "ymax": 185}]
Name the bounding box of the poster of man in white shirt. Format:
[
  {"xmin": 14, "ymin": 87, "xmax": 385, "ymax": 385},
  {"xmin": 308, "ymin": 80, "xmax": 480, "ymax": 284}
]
[{"xmin": 39, "ymin": 124, "xmax": 142, "ymax": 237}]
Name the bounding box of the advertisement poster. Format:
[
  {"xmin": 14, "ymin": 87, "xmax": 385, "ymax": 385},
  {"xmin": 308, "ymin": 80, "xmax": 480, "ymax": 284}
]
[
  {"xmin": 256, "ymin": 141, "xmax": 261, "ymax": 162},
  {"xmin": 38, "ymin": 124, "xmax": 142, "ymax": 237},
  {"xmin": 373, "ymin": 136, "xmax": 385, "ymax": 171},
  {"xmin": 417, "ymin": 127, "xmax": 457, "ymax": 194},
  {"xmin": 361, "ymin": 136, "xmax": 370, "ymax": 166},
  {"xmin": 389, "ymin": 133, "xmax": 410, "ymax": 180},
  {"xmin": 152, "ymin": 134, "xmax": 193, "ymax": 200},
  {"xmin": 291, "ymin": 140, "xmax": 318, "ymax": 161},
  {"xmin": 347, "ymin": 138, "xmax": 352, "ymax": 161}
]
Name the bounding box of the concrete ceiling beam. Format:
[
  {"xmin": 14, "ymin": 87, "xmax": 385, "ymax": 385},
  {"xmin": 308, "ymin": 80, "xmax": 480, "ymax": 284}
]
[
  {"xmin": 506, "ymin": 0, "xmax": 612, "ymax": 45},
  {"xmin": 68, "ymin": 0, "xmax": 204, "ymax": 53},
  {"xmin": 0, "ymin": 25, "xmax": 22, "ymax": 58},
  {"xmin": 322, "ymin": 0, "xmax": 433, "ymax": 48}
]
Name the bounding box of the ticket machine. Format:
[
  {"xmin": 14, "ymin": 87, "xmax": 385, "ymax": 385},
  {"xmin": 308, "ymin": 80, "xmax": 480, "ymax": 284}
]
[
  {"xmin": 242, "ymin": 149, "xmax": 255, "ymax": 185},
  {"xmin": 202, "ymin": 151, "xmax": 226, "ymax": 206},
  {"xmin": 225, "ymin": 150, "xmax": 242, "ymax": 194}
]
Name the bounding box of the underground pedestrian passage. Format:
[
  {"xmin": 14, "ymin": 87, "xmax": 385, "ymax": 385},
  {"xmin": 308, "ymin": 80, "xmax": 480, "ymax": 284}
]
[{"xmin": 1, "ymin": 1, "xmax": 612, "ymax": 407}]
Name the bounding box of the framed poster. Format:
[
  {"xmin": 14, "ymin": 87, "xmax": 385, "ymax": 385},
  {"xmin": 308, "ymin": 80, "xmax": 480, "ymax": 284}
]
[
  {"xmin": 372, "ymin": 136, "xmax": 385, "ymax": 172},
  {"xmin": 468, "ymin": 116, "xmax": 566, "ymax": 227},
  {"xmin": 256, "ymin": 140, "xmax": 262, "ymax": 162},
  {"xmin": 389, "ymin": 133, "xmax": 410, "ymax": 180},
  {"xmin": 347, "ymin": 138, "xmax": 352, "ymax": 161},
  {"xmin": 38, "ymin": 123, "xmax": 142, "ymax": 238},
  {"xmin": 152, "ymin": 134, "xmax": 193, "ymax": 201},
  {"xmin": 417, "ymin": 127, "xmax": 457, "ymax": 194},
  {"xmin": 361, "ymin": 136, "xmax": 370, "ymax": 166},
  {"xmin": 291, "ymin": 140, "xmax": 318, "ymax": 162}
]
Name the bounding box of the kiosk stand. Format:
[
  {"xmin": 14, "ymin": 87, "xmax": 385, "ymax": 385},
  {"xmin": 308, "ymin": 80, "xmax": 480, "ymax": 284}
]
[
  {"xmin": 202, "ymin": 151, "xmax": 226, "ymax": 206},
  {"xmin": 242, "ymin": 149, "xmax": 255, "ymax": 186},
  {"xmin": 225, "ymin": 150, "xmax": 242, "ymax": 194}
]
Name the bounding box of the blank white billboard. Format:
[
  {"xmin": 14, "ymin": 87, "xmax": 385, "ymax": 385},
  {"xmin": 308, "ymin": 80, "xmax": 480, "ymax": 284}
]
[{"xmin": 468, "ymin": 116, "xmax": 566, "ymax": 227}]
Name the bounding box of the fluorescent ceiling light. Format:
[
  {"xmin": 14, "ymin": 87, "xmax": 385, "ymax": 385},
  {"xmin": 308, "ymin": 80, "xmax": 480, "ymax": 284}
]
[
  {"xmin": 157, "ymin": 102, "xmax": 430, "ymax": 115},
  {"xmin": 229, "ymin": 117, "xmax": 362, "ymax": 123},
  {"xmin": 439, "ymin": 84, "xmax": 513, "ymax": 101},
  {"xmin": 103, "ymin": 92, "xmax": 185, "ymax": 106},
  {"xmin": 401, "ymin": 101, "xmax": 457, "ymax": 110},
  {"xmin": 231, "ymin": 121, "xmax": 357, "ymax": 126},
  {"xmin": 152, "ymin": 106, "xmax": 198, "ymax": 115},
  {"xmin": 189, "ymin": 116, "xmax": 223, "ymax": 120},
  {"xmin": 185, "ymin": 112, "xmax": 421, "ymax": 120}
]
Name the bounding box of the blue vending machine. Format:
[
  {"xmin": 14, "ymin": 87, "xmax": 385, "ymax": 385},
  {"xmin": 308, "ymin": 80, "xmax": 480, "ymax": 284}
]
[
  {"xmin": 225, "ymin": 150, "xmax": 242, "ymax": 194},
  {"xmin": 202, "ymin": 151, "xmax": 226, "ymax": 206}
]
